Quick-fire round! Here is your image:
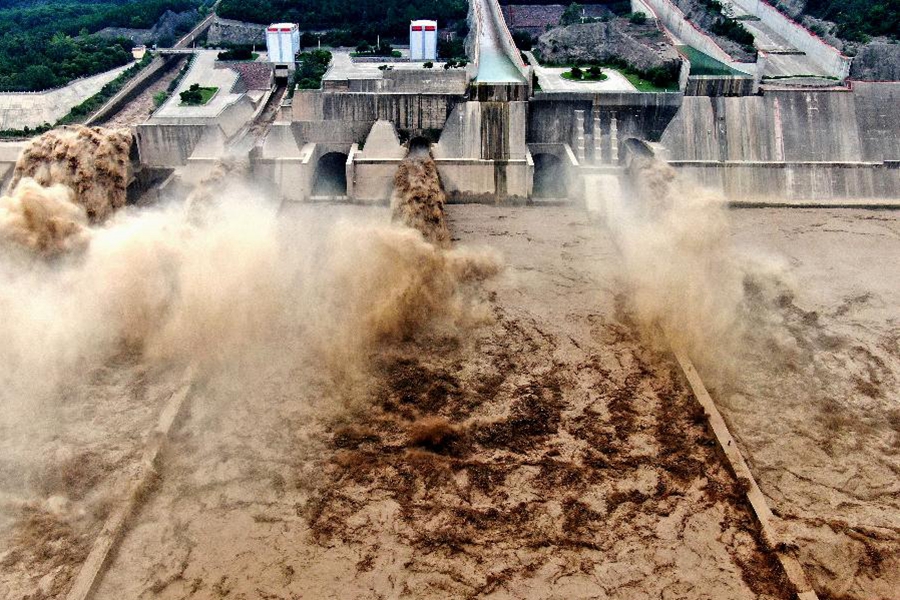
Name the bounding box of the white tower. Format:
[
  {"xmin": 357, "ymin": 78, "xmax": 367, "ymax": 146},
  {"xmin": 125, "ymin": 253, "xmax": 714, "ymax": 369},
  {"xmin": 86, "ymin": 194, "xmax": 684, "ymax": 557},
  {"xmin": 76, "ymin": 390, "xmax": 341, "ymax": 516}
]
[{"xmin": 410, "ymin": 20, "xmax": 437, "ymax": 61}]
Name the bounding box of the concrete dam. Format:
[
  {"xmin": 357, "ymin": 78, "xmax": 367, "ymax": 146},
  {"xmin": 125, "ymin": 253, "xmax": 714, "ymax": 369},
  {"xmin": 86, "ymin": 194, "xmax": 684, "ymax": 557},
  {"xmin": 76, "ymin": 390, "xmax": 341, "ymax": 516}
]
[{"xmin": 121, "ymin": 0, "xmax": 899, "ymax": 205}]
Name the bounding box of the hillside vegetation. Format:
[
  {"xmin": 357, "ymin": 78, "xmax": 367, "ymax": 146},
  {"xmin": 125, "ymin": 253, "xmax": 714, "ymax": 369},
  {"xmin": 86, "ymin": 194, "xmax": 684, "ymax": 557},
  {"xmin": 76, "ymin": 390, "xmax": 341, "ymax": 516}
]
[
  {"xmin": 218, "ymin": 0, "xmax": 468, "ymax": 39},
  {"xmin": 801, "ymin": 0, "xmax": 899, "ymax": 41},
  {"xmin": 0, "ymin": 0, "xmax": 202, "ymax": 91}
]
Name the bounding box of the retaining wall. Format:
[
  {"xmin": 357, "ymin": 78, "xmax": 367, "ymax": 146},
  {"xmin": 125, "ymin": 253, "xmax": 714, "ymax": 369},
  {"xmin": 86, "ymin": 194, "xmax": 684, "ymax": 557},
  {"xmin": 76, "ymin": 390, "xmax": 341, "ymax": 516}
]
[
  {"xmin": 684, "ymin": 75, "xmax": 755, "ymax": 96},
  {"xmin": 0, "ymin": 63, "xmax": 134, "ymax": 130},
  {"xmin": 88, "ymin": 55, "xmax": 182, "ymax": 125},
  {"xmin": 135, "ymin": 122, "xmax": 207, "ymax": 166},
  {"xmin": 207, "ymin": 16, "xmax": 266, "ymax": 46},
  {"xmin": 292, "ymin": 91, "xmax": 465, "ymax": 132}
]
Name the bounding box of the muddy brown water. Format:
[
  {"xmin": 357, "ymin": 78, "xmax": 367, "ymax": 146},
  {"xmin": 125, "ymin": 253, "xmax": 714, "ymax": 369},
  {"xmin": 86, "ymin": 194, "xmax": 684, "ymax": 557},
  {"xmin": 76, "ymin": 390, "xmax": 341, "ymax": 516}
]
[
  {"xmin": 1, "ymin": 202, "xmax": 897, "ymax": 600},
  {"xmin": 89, "ymin": 204, "xmax": 788, "ymax": 599}
]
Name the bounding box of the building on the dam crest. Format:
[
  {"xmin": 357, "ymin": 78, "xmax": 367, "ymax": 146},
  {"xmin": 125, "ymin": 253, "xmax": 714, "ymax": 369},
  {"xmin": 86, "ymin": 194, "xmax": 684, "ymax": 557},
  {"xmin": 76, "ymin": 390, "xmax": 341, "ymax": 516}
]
[{"xmin": 2, "ymin": 0, "xmax": 898, "ymax": 205}]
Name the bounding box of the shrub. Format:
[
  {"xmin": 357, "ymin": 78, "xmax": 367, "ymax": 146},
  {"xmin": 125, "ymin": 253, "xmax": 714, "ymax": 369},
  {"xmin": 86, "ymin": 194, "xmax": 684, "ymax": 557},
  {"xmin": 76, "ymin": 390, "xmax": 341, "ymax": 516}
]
[
  {"xmin": 560, "ymin": 2, "xmax": 583, "ymax": 26},
  {"xmin": 711, "ymin": 17, "xmax": 755, "ymax": 47},
  {"xmin": 179, "ymin": 83, "xmax": 202, "ymax": 104},
  {"xmin": 570, "ymin": 66, "xmax": 583, "ymax": 79},
  {"xmin": 628, "ymin": 12, "xmax": 647, "ymax": 25},
  {"xmin": 217, "ymin": 47, "xmax": 253, "ymax": 60},
  {"xmin": 293, "ymin": 49, "xmax": 331, "ymax": 90},
  {"xmin": 512, "ymin": 30, "xmax": 536, "ymax": 50},
  {"xmin": 437, "ymin": 37, "xmax": 465, "ymax": 59},
  {"xmin": 423, "ymin": 61, "xmax": 433, "ymax": 68},
  {"xmin": 152, "ymin": 91, "xmax": 168, "ymax": 107}
]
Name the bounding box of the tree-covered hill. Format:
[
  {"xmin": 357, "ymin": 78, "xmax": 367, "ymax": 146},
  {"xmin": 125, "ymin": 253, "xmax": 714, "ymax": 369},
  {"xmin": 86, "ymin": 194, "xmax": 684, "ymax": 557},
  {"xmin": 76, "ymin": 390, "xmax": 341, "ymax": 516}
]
[
  {"xmin": 802, "ymin": 0, "xmax": 899, "ymax": 41},
  {"xmin": 217, "ymin": 0, "xmax": 468, "ymax": 39},
  {"xmin": 0, "ymin": 0, "xmax": 203, "ymax": 91}
]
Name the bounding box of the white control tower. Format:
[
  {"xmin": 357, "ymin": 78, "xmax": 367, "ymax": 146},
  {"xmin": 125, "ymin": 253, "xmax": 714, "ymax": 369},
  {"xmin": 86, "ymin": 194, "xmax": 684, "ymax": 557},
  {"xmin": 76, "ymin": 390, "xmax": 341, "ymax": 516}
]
[{"xmin": 410, "ymin": 20, "xmax": 437, "ymax": 61}]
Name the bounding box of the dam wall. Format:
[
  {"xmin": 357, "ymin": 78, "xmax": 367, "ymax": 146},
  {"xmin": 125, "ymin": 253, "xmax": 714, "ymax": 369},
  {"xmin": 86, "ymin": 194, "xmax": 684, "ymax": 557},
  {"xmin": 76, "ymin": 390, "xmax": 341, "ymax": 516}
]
[
  {"xmin": 252, "ymin": 122, "xmax": 315, "ymax": 202},
  {"xmin": 729, "ymin": 0, "xmax": 851, "ymax": 80},
  {"xmin": 292, "ymin": 91, "xmax": 465, "ymax": 133},
  {"xmin": 346, "ymin": 120, "xmax": 405, "ymax": 202},
  {"xmin": 671, "ymin": 161, "xmax": 899, "ymax": 202},
  {"xmin": 659, "ymin": 82, "xmax": 900, "ymax": 200},
  {"xmin": 661, "ymin": 83, "xmax": 900, "ymax": 163},
  {"xmin": 135, "ymin": 123, "xmax": 208, "ymax": 167},
  {"xmin": 435, "ymin": 101, "xmax": 528, "ymax": 160},
  {"xmin": 684, "ymin": 75, "xmax": 756, "ymax": 97},
  {"xmin": 528, "ymin": 93, "xmax": 682, "ymax": 164},
  {"xmin": 639, "ymin": 0, "xmax": 757, "ymax": 78},
  {"xmin": 327, "ymin": 70, "xmax": 468, "ymax": 94},
  {"xmin": 438, "ymin": 159, "xmax": 531, "ymax": 200}
]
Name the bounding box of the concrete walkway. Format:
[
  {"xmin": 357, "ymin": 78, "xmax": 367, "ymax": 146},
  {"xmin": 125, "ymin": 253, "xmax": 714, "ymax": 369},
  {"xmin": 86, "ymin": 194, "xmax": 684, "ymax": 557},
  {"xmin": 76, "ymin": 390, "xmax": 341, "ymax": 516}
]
[
  {"xmin": 0, "ymin": 63, "xmax": 135, "ymax": 130},
  {"xmin": 525, "ymin": 51, "xmax": 637, "ymax": 92},
  {"xmin": 154, "ymin": 50, "xmax": 242, "ymax": 119},
  {"xmin": 324, "ymin": 50, "xmax": 449, "ymax": 82}
]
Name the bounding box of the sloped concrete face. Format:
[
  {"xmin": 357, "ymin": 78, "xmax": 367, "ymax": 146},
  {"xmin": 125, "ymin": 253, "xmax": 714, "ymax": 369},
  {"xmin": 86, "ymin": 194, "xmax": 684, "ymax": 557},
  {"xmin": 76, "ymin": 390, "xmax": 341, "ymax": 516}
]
[
  {"xmin": 347, "ymin": 121, "xmax": 406, "ymax": 203},
  {"xmin": 359, "ymin": 121, "xmax": 405, "ymax": 160},
  {"xmin": 434, "ymin": 102, "xmax": 483, "ymax": 160},
  {"xmin": 0, "ymin": 62, "xmax": 134, "ymax": 130},
  {"xmin": 434, "ymin": 100, "xmax": 527, "ymax": 161},
  {"xmin": 262, "ymin": 122, "xmax": 303, "ymax": 159}
]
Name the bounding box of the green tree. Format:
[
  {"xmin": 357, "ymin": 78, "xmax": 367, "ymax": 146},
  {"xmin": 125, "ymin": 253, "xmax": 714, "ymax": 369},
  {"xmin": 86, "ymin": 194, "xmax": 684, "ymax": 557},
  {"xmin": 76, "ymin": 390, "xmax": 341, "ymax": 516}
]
[
  {"xmin": 180, "ymin": 83, "xmax": 203, "ymax": 104},
  {"xmin": 628, "ymin": 12, "xmax": 648, "ymax": 25},
  {"xmin": 22, "ymin": 64, "xmax": 57, "ymax": 90},
  {"xmin": 560, "ymin": 3, "xmax": 583, "ymax": 26}
]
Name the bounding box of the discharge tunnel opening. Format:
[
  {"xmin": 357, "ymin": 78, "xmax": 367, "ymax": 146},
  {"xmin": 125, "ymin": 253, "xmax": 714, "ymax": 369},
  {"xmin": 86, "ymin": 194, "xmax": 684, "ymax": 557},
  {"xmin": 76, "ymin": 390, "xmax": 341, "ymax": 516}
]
[
  {"xmin": 532, "ymin": 153, "xmax": 567, "ymax": 198},
  {"xmin": 312, "ymin": 152, "xmax": 348, "ymax": 197},
  {"xmin": 408, "ymin": 136, "xmax": 432, "ymax": 157}
]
